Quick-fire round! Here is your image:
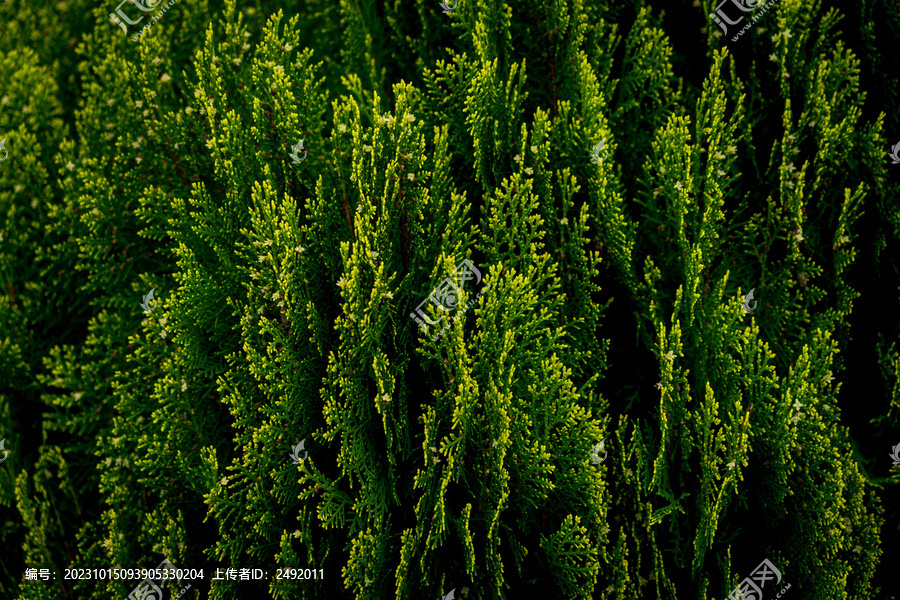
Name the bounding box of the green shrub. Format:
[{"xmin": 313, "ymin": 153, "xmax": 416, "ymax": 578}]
[{"xmin": 1, "ymin": 0, "xmax": 899, "ymax": 598}]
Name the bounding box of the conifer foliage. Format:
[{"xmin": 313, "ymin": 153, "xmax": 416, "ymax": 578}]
[{"xmin": 1, "ymin": 0, "xmax": 899, "ymax": 598}]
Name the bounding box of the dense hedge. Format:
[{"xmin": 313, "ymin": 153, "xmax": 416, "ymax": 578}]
[{"xmin": 1, "ymin": 0, "xmax": 899, "ymax": 598}]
